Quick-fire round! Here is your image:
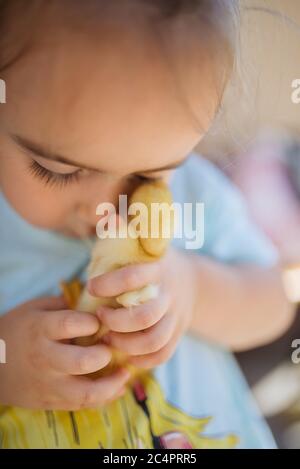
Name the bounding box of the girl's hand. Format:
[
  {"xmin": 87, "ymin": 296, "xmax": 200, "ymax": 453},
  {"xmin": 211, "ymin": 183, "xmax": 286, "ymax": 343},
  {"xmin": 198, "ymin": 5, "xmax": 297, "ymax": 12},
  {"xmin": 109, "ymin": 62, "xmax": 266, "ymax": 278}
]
[
  {"xmin": 87, "ymin": 248, "xmax": 198, "ymax": 370},
  {"xmin": 0, "ymin": 296, "xmax": 131, "ymax": 410}
]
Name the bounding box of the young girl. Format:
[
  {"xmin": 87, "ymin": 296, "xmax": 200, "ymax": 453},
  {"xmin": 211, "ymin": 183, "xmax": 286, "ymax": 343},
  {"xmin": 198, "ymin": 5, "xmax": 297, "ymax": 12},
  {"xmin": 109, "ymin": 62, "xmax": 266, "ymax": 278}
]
[{"xmin": 0, "ymin": 0, "xmax": 295, "ymax": 449}]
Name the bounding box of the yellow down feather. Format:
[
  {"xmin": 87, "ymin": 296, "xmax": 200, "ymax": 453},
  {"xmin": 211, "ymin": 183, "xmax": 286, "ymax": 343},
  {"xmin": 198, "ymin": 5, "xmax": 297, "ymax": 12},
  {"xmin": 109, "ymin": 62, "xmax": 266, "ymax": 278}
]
[{"xmin": 69, "ymin": 181, "xmax": 174, "ymax": 380}]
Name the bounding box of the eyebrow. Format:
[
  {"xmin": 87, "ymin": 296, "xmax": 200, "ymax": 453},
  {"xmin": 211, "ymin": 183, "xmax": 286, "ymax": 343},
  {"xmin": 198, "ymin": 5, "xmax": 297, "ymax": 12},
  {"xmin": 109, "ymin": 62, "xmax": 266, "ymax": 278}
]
[{"xmin": 11, "ymin": 134, "xmax": 188, "ymax": 174}]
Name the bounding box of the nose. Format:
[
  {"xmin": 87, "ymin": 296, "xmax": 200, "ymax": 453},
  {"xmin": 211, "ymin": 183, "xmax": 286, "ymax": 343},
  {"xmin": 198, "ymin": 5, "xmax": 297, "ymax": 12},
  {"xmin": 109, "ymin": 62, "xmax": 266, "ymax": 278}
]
[
  {"xmin": 75, "ymin": 176, "xmax": 135, "ymax": 236},
  {"xmin": 75, "ymin": 181, "xmax": 121, "ymax": 231}
]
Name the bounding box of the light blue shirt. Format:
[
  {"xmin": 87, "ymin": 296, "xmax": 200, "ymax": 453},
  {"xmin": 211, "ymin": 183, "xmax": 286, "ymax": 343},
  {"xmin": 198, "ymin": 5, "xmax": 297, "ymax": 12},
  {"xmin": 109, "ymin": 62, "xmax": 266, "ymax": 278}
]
[{"xmin": 0, "ymin": 154, "xmax": 278, "ymax": 448}]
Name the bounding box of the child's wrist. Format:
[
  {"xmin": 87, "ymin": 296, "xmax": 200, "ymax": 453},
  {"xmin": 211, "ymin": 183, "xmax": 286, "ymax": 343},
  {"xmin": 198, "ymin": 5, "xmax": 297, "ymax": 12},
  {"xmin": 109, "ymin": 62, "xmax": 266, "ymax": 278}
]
[{"xmin": 168, "ymin": 249, "xmax": 199, "ymax": 330}]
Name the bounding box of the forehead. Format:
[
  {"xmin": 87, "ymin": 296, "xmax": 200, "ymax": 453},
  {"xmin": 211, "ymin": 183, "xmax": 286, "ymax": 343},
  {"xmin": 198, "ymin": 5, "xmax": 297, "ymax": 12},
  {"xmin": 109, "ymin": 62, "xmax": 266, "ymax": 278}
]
[{"xmin": 0, "ymin": 5, "xmax": 219, "ymax": 173}]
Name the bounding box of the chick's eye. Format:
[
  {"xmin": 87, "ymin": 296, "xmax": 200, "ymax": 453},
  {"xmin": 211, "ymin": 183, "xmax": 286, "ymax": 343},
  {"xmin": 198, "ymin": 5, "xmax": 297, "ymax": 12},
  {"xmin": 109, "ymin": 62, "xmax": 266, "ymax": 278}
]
[{"xmin": 28, "ymin": 159, "xmax": 82, "ymax": 188}]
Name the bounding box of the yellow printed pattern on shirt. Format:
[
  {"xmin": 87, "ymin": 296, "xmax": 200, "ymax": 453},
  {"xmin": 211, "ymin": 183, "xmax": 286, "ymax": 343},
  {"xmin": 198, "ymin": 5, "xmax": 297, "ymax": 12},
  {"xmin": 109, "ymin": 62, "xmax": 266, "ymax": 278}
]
[{"xmin": 0, "ymin": 372, "xmax": 237, "ymax": 449}]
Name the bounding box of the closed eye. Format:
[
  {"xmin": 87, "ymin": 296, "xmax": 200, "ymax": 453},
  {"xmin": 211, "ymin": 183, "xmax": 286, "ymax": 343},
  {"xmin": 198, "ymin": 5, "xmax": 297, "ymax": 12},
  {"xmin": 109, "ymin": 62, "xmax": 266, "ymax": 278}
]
[
  {"xmin": 28, "ymin": 159, "xmax": 82, "ymax": 188},
  {"xmin": 28, "ymin": 157, "xmax": 163, "ymax": 189}
]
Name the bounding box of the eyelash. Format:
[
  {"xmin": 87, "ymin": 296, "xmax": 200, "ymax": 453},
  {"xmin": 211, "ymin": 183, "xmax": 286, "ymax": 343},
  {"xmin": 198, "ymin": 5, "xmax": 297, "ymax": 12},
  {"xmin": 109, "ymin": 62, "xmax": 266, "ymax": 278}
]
[
  {"xmin": 28, "ymin": 159, "xmax": 159, "ymax": 188},
  {"xmin": 28, "ymin": 160, "xmax": 82, "ymax": 188}
]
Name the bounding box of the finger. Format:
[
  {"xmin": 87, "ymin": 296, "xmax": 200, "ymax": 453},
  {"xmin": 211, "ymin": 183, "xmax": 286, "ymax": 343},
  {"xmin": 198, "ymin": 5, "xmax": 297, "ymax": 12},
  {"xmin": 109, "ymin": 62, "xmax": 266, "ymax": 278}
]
[
  {"xmin": 27, "ymin": 295, "xmax": 67, "ymax": 311},
  {"xmin": 97, "ymin": 292, "xmax": 170, "ymax": 333},
  {"xmin": 45, "ymin": 342, "xmax": 112, "ymax": 375},
  {"xmin": 37, "ymin": 374, "xmax": 127, "ymax": 411},
  {"xmin": 67, "ymin": 368, "xmax": 131, "ymax": 409},
  {"xmin": 43, "ymin": 310, "xmax": 100, "ymax": 340},
  {"xmin": 87, "ymin": 262, "xmax": 161, "ymax": 298},
  {"xmin": 105, "ymin": 313, "xmax": 176, "ymax": 356},
  {"xmin": 128, "ymin": 331, "xmax": 180, "ymax": 369}
]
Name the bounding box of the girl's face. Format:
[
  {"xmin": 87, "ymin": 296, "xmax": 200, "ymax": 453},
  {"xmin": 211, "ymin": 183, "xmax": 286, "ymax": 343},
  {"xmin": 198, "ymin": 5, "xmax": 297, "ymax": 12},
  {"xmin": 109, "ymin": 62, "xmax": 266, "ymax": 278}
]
[{"xmin": 0, "ymin": 6, "xmax": 219, "ymax": 238}]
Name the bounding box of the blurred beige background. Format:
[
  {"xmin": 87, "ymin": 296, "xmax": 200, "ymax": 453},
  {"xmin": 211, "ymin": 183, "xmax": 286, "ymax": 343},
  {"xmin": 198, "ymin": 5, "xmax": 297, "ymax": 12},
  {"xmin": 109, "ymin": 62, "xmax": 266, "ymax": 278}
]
[
  {"xmin": 197, "ymin": 0, "xmax": 300, "ymax": 161},
  {"xmin": 202, "ymin": 1, "xmax": 300, "ymax": 448}
]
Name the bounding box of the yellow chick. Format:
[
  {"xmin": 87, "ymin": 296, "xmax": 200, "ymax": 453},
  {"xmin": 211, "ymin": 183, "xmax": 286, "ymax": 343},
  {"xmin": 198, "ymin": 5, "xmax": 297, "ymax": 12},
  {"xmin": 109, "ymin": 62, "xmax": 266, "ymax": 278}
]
[{"xmin": 73, "ymin": 181, "xmax": 174, "ymax": 379}]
